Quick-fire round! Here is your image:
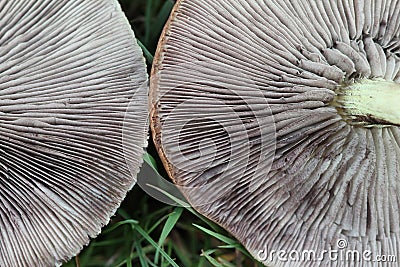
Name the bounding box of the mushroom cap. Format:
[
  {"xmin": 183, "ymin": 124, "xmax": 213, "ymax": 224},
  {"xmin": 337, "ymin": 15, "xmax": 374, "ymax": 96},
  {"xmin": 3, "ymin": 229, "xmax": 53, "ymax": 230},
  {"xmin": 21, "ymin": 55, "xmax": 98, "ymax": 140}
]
[
  {"xmin": 0, "ymin": 0, "xmax": 148, "ymax": 265},
  {"xmin": 150, "ymin": 0, "xmax": 400, "ymax": 266}
]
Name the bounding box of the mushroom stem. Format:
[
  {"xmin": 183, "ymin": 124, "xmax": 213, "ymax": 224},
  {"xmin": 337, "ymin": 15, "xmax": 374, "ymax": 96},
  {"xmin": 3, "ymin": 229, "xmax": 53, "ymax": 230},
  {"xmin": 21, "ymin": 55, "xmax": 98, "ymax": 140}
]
[{"xmin": 333, "ymin": 78, "xmax": 400, "ymax": 127}]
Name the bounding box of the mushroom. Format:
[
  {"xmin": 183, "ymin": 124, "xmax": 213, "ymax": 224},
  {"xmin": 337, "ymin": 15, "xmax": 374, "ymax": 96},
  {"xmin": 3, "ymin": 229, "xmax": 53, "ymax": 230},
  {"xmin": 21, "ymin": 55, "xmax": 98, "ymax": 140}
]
[
  {"xmin": 150, "ymin": 0, "xmax": 400, "ymax": 266},
  {"xmin": 0, "ymin": 0, "xmax": 148, "ymax": 266}
]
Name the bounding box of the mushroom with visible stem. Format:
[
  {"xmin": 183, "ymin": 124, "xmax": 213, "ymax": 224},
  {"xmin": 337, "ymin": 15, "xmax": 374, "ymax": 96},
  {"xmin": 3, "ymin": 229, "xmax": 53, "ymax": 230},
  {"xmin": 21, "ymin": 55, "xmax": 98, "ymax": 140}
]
[
  {"xmin": 150, "ymin": 0, "xmax": 400, "ymax": 266},
  {"xmin": 0, "ymin": 0, "xmax": 148, "ymax": 266}
]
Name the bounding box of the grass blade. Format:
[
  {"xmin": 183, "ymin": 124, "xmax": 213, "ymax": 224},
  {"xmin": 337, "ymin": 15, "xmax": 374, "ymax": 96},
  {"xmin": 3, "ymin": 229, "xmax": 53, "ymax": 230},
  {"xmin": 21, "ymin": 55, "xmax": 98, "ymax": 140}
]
[
  {"xmin": 102, "ymin": 219, "xmax": 138, "ymax": 234},
  {"xmin": 143, "ymin": 152, "xmax": 158, "ymax": 170},
  {"xmin": 154, "ymin": 207, "xmax": 183, "ymax": 264},
  {"xmin": 134, "ymin": 240, "xmax": 149, "ymax": 267},
  {"xmin": 193, "ymin": 224, "xmax": 253, "ymax": 258},
  {"xmin": 134, "ymin": 225, "xmax": 180, "ymax": 267},
  {"xmin": 137, "ymin": 39, "xmax": 154, "ymax": 64},
  {"xmin": 201, "ymin": 250, "xmax": 224, "ymax": 267},
  {"xmin": 193, "ymin": 224, "xmax": 237, "ymax": 245}
]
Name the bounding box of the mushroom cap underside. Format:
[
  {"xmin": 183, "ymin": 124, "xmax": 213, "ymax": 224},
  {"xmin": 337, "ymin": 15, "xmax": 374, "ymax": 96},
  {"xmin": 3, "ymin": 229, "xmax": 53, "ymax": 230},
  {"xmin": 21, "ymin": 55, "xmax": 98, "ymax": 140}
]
[
  {"xmin": 150, "ymin": 0, "xmax": 400, "ymax": 266},
  {"xmin": 0, "ymin": 0, "xmax": 148, "ymax": 265}
]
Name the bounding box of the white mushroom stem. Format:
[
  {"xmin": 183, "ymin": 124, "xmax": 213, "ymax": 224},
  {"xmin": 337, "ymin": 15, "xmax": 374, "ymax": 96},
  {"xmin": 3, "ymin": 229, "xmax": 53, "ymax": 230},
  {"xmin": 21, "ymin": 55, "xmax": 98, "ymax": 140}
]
[{"xmin": 334, "ymin": 78, "xmax": 400, "ymax": 126}]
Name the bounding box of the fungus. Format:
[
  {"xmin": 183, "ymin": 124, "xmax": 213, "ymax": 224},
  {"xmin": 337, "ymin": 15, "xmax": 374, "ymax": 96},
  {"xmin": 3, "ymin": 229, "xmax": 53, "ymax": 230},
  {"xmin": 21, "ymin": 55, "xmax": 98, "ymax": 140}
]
[
  {"xmin": 0, "ymin": 0, "xmax": 148, "ymax": 265},
  {"xmin": 150, "ymin": 0, "xmax": 400, "ymax": 266}
]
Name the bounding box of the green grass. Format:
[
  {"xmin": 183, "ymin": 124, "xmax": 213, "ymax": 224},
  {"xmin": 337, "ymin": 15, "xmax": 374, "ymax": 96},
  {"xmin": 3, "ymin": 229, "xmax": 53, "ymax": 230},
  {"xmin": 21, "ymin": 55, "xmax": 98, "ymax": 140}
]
[
  {"xmin": 64, "ymin": 153, "xmax": 262, "ymax": 266},
  {"xmin": 64, "ymin": 1, "xmax": 263, "ymax": 266}
]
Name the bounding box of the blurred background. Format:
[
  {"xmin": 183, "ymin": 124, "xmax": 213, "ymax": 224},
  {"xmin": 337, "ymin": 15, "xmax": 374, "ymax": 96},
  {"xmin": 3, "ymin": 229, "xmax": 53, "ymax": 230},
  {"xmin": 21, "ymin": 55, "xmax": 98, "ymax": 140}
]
[{"xmin": 64, "ymin": 1, "xmax": 261, "ymax": 266}]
